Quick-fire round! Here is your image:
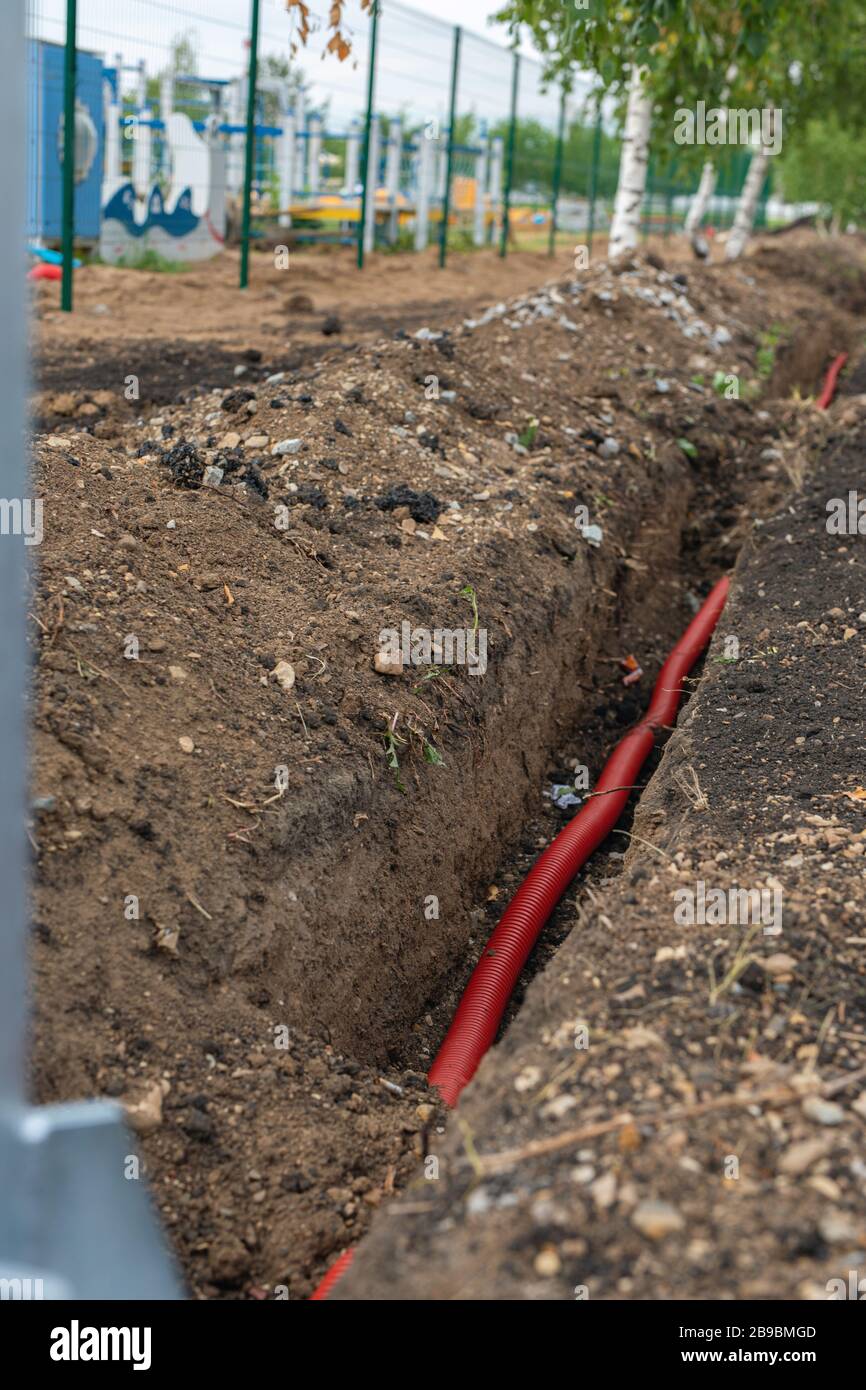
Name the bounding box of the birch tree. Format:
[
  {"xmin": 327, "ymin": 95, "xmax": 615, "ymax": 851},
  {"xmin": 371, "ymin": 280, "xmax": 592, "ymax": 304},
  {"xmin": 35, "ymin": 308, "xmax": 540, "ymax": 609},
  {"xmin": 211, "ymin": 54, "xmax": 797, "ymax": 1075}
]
[{"xmin": 608, "ymin": 66, "xmax": 652, "ymax": 257}]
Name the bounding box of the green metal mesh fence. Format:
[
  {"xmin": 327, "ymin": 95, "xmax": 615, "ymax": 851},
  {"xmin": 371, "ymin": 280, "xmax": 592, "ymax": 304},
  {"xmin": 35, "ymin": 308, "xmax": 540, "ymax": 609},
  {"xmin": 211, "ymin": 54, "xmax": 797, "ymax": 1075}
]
[{"xmin": 25, "ymin": 0, "xmax": 768, "ymax": 305}]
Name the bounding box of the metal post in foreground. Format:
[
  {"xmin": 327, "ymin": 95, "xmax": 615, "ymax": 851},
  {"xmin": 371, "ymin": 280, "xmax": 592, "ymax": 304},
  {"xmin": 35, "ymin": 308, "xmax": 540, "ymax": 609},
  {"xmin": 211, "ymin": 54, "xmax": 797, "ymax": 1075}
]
[
  {"xmin": 439, "ymin": 25, "xmax": 462, "ymax": 269},
  {"xmin": 61, "ymin": 0, "xmax": 78, "ymax": 312},
  {"xmin": 0, "ymin": 0, "xmax": 180, "ymax": 1298},
  {"xmin": 357, "ymin": 0, "xmax": 380, "ymax": 269},
  {"xmin": 239, "ymin": 0, "xmax": 261, "ymax": 290},
  {"xmin": 548, "ymin": 86, "xmax": 566, "ymax": 258},
  {"xmin": 499, "ymin": 46, "xmax": 520, "ymax": 258}
]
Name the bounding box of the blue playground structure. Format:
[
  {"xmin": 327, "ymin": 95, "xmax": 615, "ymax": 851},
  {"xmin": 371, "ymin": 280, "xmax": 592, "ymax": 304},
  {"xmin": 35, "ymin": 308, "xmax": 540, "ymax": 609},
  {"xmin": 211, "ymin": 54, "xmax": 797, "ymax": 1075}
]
[{"xmin": 26, "ymin": 38, "xmax": 506, "ymax": 263}]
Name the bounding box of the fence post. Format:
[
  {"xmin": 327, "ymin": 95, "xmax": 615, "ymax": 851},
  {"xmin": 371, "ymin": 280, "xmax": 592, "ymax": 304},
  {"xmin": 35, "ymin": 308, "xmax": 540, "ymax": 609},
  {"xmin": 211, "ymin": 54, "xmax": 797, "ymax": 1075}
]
[
  {"xmin": 357, "ymin": 0, "xmax": 380, "ymax": 269},
  {"xmin": 439, "ymin": 26, "xmax": 462, "ymax": 269},
  {"xmin": 239, "ymin": 0, "xmax": 261, "ymax": 289},
  {"xmin": 587, "ymin": 108, "xmax": 601, "ymax": 257},
  {"xmin": 499, "ymin": 47, "xmax": 520, "ymax": 258},
  {"xmin": 548, "ymin": 86, "xmax": 566, "ymax": 257},
  {"xmin": 61, "ymin": 0, "xmax": 78, "ymax": 312}
]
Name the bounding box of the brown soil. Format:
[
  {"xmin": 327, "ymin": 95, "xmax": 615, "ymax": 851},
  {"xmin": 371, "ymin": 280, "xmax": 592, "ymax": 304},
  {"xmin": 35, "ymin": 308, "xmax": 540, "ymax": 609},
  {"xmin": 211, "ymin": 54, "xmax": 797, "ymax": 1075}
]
[
  {"xmin": 338, "ymin": 393, "xmax": 866, "ymax": 1302},
  {"xmin": 32, "ymin": 243, "xmax": 579, "ymax": 421},
  {"xmin": 28, "ymin": 230, "xmax": 866, "ymax": 1299}
]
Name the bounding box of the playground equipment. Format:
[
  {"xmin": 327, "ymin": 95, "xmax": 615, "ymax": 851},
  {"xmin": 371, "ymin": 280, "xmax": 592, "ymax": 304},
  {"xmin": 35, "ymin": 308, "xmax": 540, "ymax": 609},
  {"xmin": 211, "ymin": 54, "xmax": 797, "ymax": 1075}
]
[{"xmin": 27, "ymin": 39, "xmax": 510, "ymax": 262}]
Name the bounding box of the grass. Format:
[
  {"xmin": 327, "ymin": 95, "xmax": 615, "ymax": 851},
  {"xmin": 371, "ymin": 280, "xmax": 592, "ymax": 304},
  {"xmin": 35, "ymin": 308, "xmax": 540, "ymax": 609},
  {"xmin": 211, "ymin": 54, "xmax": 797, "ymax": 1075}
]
[
  {"xmin": 115, "ymin": 249, "xmax": 189, "ymax": 273},
  {"xmin": 756, "ymin": 323, "xmax": 786, "ymax": 379}
]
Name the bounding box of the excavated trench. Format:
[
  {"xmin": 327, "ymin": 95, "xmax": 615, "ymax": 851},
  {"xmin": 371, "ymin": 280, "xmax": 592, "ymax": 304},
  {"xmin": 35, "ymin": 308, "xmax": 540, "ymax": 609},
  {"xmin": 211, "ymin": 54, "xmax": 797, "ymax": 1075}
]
[
  {"xmin": 31, "ymin": 241, "xmax": 863, "ymax": 1298},
  {"xmin": 277, "ymin": 432, "xmax": 758, "ymax": 1084}
]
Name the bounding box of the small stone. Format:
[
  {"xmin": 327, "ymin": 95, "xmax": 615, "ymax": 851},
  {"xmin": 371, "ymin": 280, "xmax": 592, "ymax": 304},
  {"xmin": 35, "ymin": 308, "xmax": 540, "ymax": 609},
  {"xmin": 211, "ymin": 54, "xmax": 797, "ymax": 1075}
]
[
  {"xmin": 272, "ymin": 438, "xmax": 302, "ymax": 456},
  {"xmin": 534, "ymin": 1248, "xmax": 561, "ymax": 1277},
  {"xmin": 599, "ymin": 436, "xmax": 620, "ymax": 458},
  {"xmin": 819, "ymin": 1210, "xmax": 857, "ymax": 1244},
  {"xmin": 178, "ymin": 736, "xmax": 195, "ymax": 753},
  {"xmin": 199, "ymin": 571, "xmax": 222, "ymax": 590},
  {"xmin": 168, "ymin": 665, "xmax": 188, "ymax": 683},
  {"xmin": 631, "ymin": 1200, "xmax": 684, "ymax": 1240},
  {"xmin": 779, "ymin": 1138, "xmax": 831, "ymax": 1176},
  {"xmin": 802, "ymin": 1096, "xmax": 845, "ymax": 1126},
  {"xmin": 374, "ymin": 651, "xmax": 404, "ymax": 676},
  {"xmin": 762, "ymin": 953, "xmax": 798, "ymax": 977},
  {"xmin": 219, "ymin": 432, "xmax": 241, "ymax": 450},
  {"xmin": 245, "ymin": 434, "xmax": 269, "ymax": 449},
  {"xmin": 155, "ymin": 923, "xmax": 179, "ymax": 955},
  {"xmin": 271, "ymin": 660, "xmax": 296, "ymax": 691},
  {"xmin": 590, "ymin": 1172, "xmax": 617, "ymax": 1209},
  {"xmin": 123, "ymin": 1080, "xmax": 167, "ymax": 1134},
  {"xmin": 203, "ymin": 465, "xmax": 224, "ymax": 488}
]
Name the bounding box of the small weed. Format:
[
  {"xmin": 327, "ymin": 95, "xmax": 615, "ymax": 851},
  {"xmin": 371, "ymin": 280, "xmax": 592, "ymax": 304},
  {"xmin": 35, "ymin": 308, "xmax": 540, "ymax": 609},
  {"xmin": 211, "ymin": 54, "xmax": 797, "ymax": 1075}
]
[
  {"xmin": 518, "ymin": 416, "xmax": 539, "ymax": 449},
  {"xmin": 422, "ymin": 741, "xmax": 444, "ymax": 766},
  {"xmin": 677, "ymin": 437, "xmax": 698, "ymax": 460},
  {"xmin": 116, "ymin": 249, "xmax": 188, "ymax": 273},
  {"xmin": 381, "ymin": 718, "xmax": 407, "ymax": 794},
  {"xmin": 756, "ymin": 323, "xmax": 786, "ymax": 379},
  {"xmin": 459, "ymin": 583, "xmax": 479, "ymax": 634}
]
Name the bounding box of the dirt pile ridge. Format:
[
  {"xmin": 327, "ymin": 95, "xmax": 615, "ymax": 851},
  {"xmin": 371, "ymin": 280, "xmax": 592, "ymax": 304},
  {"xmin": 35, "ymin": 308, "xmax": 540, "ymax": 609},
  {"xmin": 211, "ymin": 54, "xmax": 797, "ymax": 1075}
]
[{"xmin": 29, "ymin": 233, "xmax": 866, "ymax": 1297}]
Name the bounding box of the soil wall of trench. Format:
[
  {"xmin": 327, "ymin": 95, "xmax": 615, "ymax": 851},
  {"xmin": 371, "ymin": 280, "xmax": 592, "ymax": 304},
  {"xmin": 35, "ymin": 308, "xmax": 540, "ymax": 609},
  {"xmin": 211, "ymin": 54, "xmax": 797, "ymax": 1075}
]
[{"xmin": 29, "ymin": 233, "xmax": 866, "ymax": 1295}]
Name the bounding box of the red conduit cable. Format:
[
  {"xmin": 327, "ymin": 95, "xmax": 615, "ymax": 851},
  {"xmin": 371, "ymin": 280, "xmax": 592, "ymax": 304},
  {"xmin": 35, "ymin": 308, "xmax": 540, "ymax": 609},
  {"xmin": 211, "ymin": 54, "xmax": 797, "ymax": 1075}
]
[
  {"xmin": 427, "ymin": 575, "xmax": 730, "ymax": 1107},
  {"xmin": 817, "ymin": 353, "xmax": 848, "ymax": 410},
  {"xmin": 309, "ymin": 1247, "xmax": 355, "ymax": 1300},
  {"xmin": 310, "ymin": 574, "xmax": 730, "ymax": 1294}
]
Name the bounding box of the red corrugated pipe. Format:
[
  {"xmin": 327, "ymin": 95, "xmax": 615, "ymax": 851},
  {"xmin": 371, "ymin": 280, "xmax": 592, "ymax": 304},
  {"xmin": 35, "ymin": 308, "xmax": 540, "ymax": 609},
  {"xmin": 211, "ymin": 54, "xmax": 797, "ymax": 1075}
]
[
  {"xmin": 310, "ymin": 575, "xmax": 730, "ymax": 1295},
  {"xmin": 817, "ymin": 352, "xmax": 848, "ymax": 410},
  {"xmin": 427, "ymin": 575, "xmax": 729, "ymax": 1106},
  {"xmin": 309, "ymin": 1247, "xmax": 355, "ymax": 1300}
]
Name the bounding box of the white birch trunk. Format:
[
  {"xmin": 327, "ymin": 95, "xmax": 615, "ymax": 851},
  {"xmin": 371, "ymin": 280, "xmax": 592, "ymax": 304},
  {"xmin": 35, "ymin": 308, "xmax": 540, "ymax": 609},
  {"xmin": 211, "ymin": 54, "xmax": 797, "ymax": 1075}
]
[
  {"xmin": 685, "ymin": 160, "xmax": 716, "ymax": 237},
  {"xmin": 725, "ymin": 132, "xmax": 772, "ymax": 261},
  {"xmin": 608, "ymin": 66, "xmax": 652, "ymax": 259}
]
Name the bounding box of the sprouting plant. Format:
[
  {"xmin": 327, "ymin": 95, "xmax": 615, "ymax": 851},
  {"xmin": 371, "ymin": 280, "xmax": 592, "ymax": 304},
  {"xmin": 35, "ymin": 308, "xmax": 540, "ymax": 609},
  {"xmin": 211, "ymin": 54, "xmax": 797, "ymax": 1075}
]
[
  {"xmin": 422, "ymin": 741, "xmax": 444, "ymax": 766},
  {"xmin": 712, "ymin": 370, "xmax": 730, "ymax": 397},
  {"xmin": 756, "ymin": 323, "xmax": 786, "ymax": 380},
  {"xmin": 677, "ymin": 437, "xmax": 698, "ymax": 460},
  {"xmin": 518, "ymin": 416, "xmax": 539, "ymax": 449},
  {"xmin": 459, "ymin": 584, "xmax": 479, "ymax": 634},
  {"xmin": 414, "ymin": 666, "xmax": 444, "ymax": 691},
  {"xmin": 690, "ymin": 373, "xmax": 706, "ymax": 386},
  {"xmin": 381, "ymin": 715, "xmax": 407, "ymax": 794}
]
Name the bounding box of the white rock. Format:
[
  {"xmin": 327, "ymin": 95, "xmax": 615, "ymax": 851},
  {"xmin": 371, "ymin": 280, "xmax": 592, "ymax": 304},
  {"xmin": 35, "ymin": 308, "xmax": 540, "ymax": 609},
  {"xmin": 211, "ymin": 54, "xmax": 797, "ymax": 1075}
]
[
  {"xmin": 802, "ymin": 1096, "xmax": 845, "ymax": 1126},
  {"xmin": 631, "ymin": 1200, "xmax": 684, "ymax": 1240},
  {"xmin": 271, "ymin": 660, "xmax": 296, "ymax": 691}
]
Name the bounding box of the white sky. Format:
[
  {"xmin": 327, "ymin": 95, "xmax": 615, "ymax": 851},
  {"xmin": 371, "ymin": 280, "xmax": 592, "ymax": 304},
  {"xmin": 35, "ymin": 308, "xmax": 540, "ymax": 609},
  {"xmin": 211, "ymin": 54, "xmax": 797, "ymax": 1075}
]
[{"xmin": 32, "ymin": 0, "xmax": 579, "ymax": 128}]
